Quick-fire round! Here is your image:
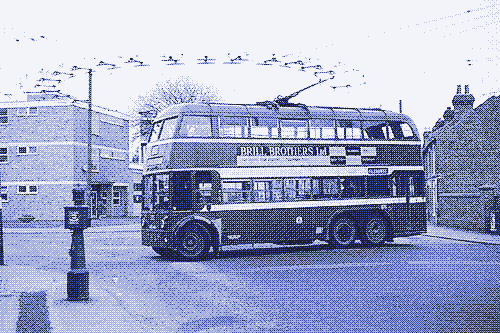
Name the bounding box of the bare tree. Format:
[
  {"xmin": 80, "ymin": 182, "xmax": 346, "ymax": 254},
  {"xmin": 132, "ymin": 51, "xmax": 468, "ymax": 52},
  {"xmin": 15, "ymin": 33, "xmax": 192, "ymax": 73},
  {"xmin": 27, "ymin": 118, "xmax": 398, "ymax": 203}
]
[{"xmin": 129, "ymin": 76, "xmax": 223, "ymax": 144}]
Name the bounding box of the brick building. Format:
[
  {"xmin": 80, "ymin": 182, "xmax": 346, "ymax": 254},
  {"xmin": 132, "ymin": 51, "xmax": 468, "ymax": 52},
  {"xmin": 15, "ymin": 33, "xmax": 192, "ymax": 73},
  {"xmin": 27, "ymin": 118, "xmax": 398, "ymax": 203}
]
[
  {"xmin": 423, "ymin": 85, "xmax": 500, "ymax": 231},
  {"xmin": 0, "ymin": 91, "xmax": 141, "ymax": 226}
]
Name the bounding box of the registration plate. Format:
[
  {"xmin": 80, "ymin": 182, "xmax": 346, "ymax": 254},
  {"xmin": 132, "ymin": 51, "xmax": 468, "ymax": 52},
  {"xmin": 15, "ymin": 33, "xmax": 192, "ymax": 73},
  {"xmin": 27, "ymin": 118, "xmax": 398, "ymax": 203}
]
[{"xmin": 148, "ymin": 157, "xmax": 163, "ymax": 165}]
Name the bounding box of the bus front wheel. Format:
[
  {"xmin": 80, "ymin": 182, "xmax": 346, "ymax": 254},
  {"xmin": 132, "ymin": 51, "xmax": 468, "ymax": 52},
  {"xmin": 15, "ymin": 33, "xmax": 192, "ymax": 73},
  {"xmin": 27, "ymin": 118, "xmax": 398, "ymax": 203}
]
[
  {"xmin": 328, "ymin": 217, "xmax": 356, "ymax": 248},
  {"xmin": 361, "ymin": 217, "xmax": 388, "ymax": 246},
  {"xmin": 175, "ymin": 223, "xmax": 211, "ymax": 261}
]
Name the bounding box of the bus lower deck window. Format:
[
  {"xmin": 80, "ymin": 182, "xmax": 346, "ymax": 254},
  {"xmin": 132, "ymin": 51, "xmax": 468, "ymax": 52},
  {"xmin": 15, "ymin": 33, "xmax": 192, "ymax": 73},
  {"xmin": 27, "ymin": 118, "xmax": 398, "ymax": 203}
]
[{"xmin": 222, "ymin": 181, "xmax": 251, "ymax": 203}]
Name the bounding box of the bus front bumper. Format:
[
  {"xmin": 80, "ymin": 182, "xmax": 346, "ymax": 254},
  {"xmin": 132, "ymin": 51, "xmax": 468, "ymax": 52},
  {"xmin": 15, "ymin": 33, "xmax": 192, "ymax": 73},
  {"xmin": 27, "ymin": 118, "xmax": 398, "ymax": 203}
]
[{"xmin": 142, "ymin": 229, "xmax": 174, "ymax": 248}]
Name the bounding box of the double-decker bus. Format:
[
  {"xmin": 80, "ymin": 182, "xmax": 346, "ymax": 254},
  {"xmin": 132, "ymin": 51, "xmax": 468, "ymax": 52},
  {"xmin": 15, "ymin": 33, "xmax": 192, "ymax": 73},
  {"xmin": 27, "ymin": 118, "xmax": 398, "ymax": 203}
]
[{"xmin": 141, "ymin": 98, "xmax": 425, "ymax": 260}]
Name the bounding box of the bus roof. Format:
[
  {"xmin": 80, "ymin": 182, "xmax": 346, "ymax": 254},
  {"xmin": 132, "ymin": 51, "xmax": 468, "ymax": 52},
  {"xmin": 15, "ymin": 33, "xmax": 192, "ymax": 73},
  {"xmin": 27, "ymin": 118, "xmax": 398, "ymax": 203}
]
[{"xmin": 155, "ymin": 102, "xmax": 414, "ymax": 124}]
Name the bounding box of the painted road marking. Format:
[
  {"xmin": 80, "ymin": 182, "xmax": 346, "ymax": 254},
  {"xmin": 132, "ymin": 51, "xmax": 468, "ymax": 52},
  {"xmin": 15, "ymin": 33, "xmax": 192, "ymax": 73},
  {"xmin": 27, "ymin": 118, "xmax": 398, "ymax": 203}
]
[
  {"xmin": 408, "ymin": 261, "xmax": 500, "ymax": 265},
  {"xmin": 239, "ymin": 262, "xmax": 393, "ymax": 273}
]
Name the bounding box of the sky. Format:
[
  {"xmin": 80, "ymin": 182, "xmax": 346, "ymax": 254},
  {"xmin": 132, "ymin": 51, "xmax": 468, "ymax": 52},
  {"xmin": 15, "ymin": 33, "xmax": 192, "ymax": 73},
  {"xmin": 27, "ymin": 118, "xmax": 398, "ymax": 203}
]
[{"xmin": 1, "ymin": 0, "xmax": 498, "ymax": 151}]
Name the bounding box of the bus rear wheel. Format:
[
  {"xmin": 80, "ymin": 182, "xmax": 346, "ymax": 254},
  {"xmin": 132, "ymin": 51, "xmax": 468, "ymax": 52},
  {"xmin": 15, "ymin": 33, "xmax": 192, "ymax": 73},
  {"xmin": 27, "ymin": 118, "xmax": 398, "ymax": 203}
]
[
  {"xmin": 328, "ymin": 217, "xmax": 356, "ymax": 248},
  {"xmin": 361, "ymin": 217, "xmax": 388, "ymax": 246},
  {"xmin": 175, "ymin": 223, "xmax": 211, "ymax": 261},
  {"xmin": 152, "ymin": 247, "xmax": 178, "ymax": 260}
]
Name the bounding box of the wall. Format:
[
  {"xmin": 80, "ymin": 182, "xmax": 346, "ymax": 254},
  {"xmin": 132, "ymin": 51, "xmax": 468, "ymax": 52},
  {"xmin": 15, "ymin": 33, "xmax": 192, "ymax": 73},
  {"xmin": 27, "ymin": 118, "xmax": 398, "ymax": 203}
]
[{"xmin": 437, "ymin": 195, "xmax": 482, "ymax": 231}]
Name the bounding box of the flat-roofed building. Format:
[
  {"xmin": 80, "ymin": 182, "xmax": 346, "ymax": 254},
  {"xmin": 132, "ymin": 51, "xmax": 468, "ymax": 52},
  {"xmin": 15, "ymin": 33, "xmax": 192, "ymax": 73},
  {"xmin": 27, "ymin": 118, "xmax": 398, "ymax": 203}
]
[{"xmin": 0, "ymin": 91, "xmax": 137, "ymax": 226}]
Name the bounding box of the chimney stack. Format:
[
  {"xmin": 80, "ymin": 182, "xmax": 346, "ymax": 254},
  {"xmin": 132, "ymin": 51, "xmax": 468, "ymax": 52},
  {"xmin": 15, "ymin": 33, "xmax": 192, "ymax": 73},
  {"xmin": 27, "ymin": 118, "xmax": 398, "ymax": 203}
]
[
  {"xmin": 452, "ymin": 84, "xmax": 474, "ymax": 120},
  {"xmin": 443, "ymin": 106, "xmax": 454, "ymax": 122}
]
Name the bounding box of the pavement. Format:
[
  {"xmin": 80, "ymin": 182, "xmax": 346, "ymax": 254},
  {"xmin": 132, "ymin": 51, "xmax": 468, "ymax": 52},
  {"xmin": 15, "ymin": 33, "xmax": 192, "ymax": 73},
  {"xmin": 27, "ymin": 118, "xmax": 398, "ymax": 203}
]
[
  {"xmin": 423, "ymin": 224, "xmax": 500, "ymax": 245},
  {"xmin": 1, "ymin": 223, "xmax": 500, "ymax": 333}
]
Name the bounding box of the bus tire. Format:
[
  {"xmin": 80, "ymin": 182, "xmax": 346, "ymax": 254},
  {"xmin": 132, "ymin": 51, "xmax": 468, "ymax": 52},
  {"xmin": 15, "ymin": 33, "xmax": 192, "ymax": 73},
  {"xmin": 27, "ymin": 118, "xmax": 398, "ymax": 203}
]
[
  {"xmin": 328, "ymin": 217, "xmax": 356, "ymax": 248},
  {"xmin": 175, "ymin": 223, "xmax": 211, "ymax": 261},
  {"xmin": 361, "ymin": 216, "xmax": 388, "ymax": 246},
  {"xmin": 152, "ymin": 247, "xmax": 178, "ymax": 260}
]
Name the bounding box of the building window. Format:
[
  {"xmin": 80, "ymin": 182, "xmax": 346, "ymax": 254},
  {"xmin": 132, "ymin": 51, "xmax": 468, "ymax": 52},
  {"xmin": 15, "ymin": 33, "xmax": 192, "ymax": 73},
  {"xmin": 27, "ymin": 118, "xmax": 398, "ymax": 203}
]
[
  {"xmin": 100, "ymin": 149, "xmax": 112, "ymax": 159},
  {"xmin": 0, "ymin": 147, "xmax": 7, "ymax": 163},
  {"xmin": 113, "ymin": 191, "xmax": 120, "ymax": 205},
  {"xmin": 133, "ymin": 183, "xmax": 144, "ymax": 192},
  {"xmin": 18, "ymin": 146, "xmax": 38, "ymax": 155},
  {"xmin": 100, "ymin": 149, "xmax": 126, "ymax": 160},
  {"xmin": 133, "ymin": 195, "xmax": 143, "ymax": 203},
  {"xmin": 17, "ymin": 185, "xmax": 38, "ymax": 194},
  {"xmin": 0, "ymin": 108, "xmax": 7, "ymax": 123},
  {"xmin": 1, "ymin": 186, "xmax": 8, "ymax": 202},
  {"xmin": 17, "ymin": 107, "xmax": 37, "ymax": 116},
  {"xmin": 112, "ymin": 151, "xmax": 127, "ymax": 160}
]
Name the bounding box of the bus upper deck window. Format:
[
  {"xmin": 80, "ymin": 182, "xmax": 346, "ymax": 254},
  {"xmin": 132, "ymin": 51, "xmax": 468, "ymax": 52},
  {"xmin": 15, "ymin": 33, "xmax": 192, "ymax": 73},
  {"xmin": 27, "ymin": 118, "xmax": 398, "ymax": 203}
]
[
  {"xmin": 220, "ymin": 116, "xmax": 249, "ymax": 138},
  {"xmin": 179, "ymin": 116, "xmax": 212, "ymax": 137},
  {"xmin": 281, "ymin": 120, "xmax": 308, "ymax": 139},
  {"xmin": 310, "ymin": 119, "xmax": 335, "ymax": 139},
  {"xmin": 158, "ymin": 117, "xmax": 178, "ymax": 140},
  {"xmin": 363, "ymin": 120, "xmax": 388, "ymax": 140},
  {"xmin": 385, "ymin": 122, "xmax": 415, "ymax": 140},
  {"xmin": 149, "ymin": 120, "xmax": 164, "ymax": 142},
  {"xmin": 400, "ymin": 123, "xmax": 414, "ymax": 138},
  {"xmin": 337, "ymin": 120, "xmax": 361, "ymax": 140},
  {"xmin": 250, "ymin": 118, "xmax": 278, "ymax": 138}
]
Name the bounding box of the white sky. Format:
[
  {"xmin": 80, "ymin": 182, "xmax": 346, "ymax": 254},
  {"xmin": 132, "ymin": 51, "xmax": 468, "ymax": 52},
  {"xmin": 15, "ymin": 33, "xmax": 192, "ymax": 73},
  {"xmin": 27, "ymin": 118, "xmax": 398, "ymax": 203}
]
[{"xmin": 1, "ymin": 0, "xmax": 498, "ymax": 147}]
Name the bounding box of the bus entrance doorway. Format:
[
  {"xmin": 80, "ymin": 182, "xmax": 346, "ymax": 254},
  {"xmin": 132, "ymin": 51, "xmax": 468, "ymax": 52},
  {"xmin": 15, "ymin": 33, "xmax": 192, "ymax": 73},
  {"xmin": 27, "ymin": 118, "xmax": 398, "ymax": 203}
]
[{"xmin": 170, "ymin": 172, "xmax": 192, "ymax": 211}]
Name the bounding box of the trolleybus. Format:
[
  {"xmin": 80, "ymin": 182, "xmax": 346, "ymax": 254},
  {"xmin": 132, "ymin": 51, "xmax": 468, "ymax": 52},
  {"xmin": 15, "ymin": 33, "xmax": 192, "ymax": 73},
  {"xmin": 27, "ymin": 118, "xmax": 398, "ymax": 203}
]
[{"xmin": 141, "ymin": 98, "xmax": 425, "ymax": 260}]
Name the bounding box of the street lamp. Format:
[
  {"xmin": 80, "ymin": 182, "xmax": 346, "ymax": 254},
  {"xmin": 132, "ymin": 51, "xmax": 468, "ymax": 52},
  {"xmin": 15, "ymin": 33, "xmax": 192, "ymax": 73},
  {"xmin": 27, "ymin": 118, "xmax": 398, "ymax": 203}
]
[
  {"xmin": 53, "ymin": 67, "xmax": 93, "ymax": 301},
  {"xmin": 71, "ymin": 66, "xmax": 93, "ymax": 209},
  {"xmin": 0, "ymin": 193, "xmax": 4, "ymax": 266}
]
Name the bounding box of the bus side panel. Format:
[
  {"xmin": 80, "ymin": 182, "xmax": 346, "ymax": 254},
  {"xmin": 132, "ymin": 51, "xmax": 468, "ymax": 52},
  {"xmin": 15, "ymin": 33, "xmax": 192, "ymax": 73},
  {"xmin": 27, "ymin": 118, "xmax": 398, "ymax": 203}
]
[
  {"xmin": 387, "ymin": 202, "xmax": 408, "ymax": 234},
  {"xmin": 160, "ymin": 142, "xmax": 423, "ymax": 170},
  {"xmin": 271, "ymin": 207, "xmax": 316, "ymax": 244},
  {"xmin": 220, "ymin": 209, "xmax": 276, "ymax": 245},
  {"xmin": 170, "ymin": 142, "xmax": 222, "ymax": 168},
  {"xmin": 410, "ymin": 202, "xmax": 427, "ymax": 232}
]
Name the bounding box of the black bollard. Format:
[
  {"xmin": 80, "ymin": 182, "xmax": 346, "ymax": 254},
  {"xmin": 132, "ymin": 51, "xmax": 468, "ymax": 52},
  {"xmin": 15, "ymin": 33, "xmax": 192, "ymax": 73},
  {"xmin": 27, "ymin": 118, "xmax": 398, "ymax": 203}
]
[
  {"xmin": 64, "ymin": 206, "xmax": 90, "ymax": 301},
  {"xmin": 67, "ymin": 228, "xmax": 89, "ymax": 301}
]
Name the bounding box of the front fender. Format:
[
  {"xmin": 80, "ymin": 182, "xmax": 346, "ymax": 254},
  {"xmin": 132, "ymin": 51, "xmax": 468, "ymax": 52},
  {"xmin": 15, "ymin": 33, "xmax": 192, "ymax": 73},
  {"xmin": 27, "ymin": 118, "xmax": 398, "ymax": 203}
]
[{"xmin": 173, "ymin": 215, "xmax": 222, "ymax": 253}]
